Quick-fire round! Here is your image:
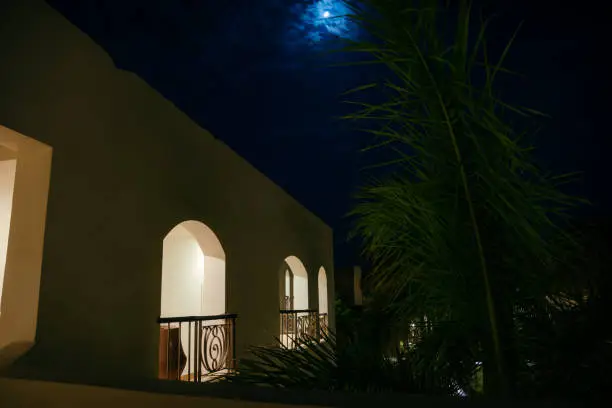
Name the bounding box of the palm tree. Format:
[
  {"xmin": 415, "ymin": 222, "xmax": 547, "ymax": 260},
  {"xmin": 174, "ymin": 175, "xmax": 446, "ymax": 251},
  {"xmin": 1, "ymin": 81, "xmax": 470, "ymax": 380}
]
[
  {"xmin": 343, "ymin": 0, "xmax": 583, "ymax": 396},
  {"xmin": 224, "ymin": 0, "xmax": 584, "ymax": 398}
]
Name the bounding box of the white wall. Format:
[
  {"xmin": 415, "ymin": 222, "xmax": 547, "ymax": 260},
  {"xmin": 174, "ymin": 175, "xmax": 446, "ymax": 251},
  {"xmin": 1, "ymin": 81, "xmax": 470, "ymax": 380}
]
[
  {"xmin": 201, "ymin": 255, "xmax": 225, "ymax": 316},
  {"xmin": 318, "ymin": 267, "xmax": 328, "ymax": 314},
  {"xmin": 284, "ymin": 256, "xmax": 309, "ymax": 310},
  {"xmin": 160, "ymin": 225, "xmax": 203, "ymax": 318},
  {"xmin": 160, "ymin": 224, "xmax": 205, "ymax": 378},
  {"xmin": 284, "ymin": 269, "xmax": 291, "ymax": 303},
  {"xmin": 0, "ymin": 159, "xmax": 16, "ymax": 315},
  {"xmin": 293, "ymin": 275, "xmax": 308, "ymax": 310}
]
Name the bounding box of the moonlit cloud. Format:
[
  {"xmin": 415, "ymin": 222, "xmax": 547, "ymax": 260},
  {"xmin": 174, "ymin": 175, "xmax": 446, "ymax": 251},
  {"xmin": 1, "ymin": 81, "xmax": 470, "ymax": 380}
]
[
  {"xmin": 285, "ymin": 0, "xmax": 357, "ymax": 50},
  {"xmin": 306, "ymin": 0, "xmax": 353, "ymax": 38}
]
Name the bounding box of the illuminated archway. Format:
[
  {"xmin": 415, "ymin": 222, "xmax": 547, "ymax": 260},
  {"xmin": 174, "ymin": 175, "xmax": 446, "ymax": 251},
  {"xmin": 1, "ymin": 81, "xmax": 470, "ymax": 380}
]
[
  {"xmin": 282, "ymin": 255, "xmax": 308, "ymax": 310},
  {"xmin": 0, "ymin": 151, "xmax": 16, "ymax": 316},
  {"xmin": 317, "ymin": 267, "xmax": 328, "ymax": 315},
  {"xmin": 160, "ymin": 220, "xmax": 226, "ymax": 317},
  {"xmin": 159, "ymin": 220, "xmax": 226, "ymax": 379},
  {"xmin": 0, "ymin": 125, "xmax": 52, "ymax": 366},
  {"xmin": 279, "ymin": 255, "xmax": 311, "ymax": 348}
]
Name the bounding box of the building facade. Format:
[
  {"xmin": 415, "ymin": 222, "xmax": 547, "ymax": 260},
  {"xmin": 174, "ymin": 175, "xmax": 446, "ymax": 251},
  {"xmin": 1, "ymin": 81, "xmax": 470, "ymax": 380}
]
[{"xmin": 0, "ymin": 0, "xmax": 334, "ymax": 386}]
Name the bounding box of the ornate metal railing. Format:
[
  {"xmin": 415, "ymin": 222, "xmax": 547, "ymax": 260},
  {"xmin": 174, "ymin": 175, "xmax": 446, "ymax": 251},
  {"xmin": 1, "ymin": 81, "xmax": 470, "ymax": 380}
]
[
  {"xmin": 158, "ymin": 314, "xmax": 237, "ymax": 382},
  {"xmin": 318, "ymin": 313, "xmax": 328, "ymax": 337},
  {"xmin": 279, "ymin": 309, "xmax": 319, "ymax": 348}
]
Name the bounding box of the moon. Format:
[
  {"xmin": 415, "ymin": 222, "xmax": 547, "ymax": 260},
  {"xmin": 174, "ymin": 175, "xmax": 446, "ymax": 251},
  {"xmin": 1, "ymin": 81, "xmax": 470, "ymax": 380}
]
[
  {"xmin": 310, "ymin": 0, "xmax": 355, "ymax": 39},
  {"xmin": 285, "ymin": 0, "xmax": 357, "ymax": 48}
]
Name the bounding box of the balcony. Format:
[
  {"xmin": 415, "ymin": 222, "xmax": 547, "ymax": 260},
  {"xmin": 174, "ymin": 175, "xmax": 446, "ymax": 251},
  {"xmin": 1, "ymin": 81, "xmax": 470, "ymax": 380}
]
[
  {"xmin": 158, "ymin": 314, "xmax": 236, "ymax": 382},
  {"xmin": 279, "ymin": 309, "xmax": 319, "ymax": 348},
  {"xmin": 279, "ymin": 296, "xmax": 328, "ymax": 348},
  {"xmin": 319, "ymin": 312, "xmax": 329, "ymax": 337}
]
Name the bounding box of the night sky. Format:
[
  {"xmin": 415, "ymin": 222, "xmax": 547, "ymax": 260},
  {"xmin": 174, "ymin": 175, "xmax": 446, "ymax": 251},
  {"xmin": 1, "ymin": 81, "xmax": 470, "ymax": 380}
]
[{"xmin": 46, "ymin": 0, "xmax": 608, "ymax": 266}]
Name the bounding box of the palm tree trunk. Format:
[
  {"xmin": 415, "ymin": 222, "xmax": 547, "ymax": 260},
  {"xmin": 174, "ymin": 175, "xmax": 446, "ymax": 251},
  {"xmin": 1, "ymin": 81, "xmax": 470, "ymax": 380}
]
[{"xmin": 481, "ymin": 290, "xmax": 517, "ymax": 397}]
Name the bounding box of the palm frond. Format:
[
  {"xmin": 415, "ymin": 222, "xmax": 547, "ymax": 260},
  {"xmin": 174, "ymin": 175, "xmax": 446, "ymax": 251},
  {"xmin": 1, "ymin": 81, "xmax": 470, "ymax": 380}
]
[
  {"xmin": 340, "ymin": 0, "xmax": 584, "ymax": 395},
  {"xmin": 227, "ymin": 323, "xmax": 461, "ymax": 395}
]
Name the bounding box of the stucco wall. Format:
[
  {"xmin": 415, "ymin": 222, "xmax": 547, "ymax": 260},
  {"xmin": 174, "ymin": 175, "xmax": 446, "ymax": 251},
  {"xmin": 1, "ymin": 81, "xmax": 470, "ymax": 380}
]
[{"xmin": 0, "ymin": 0, "xmax": 334, "ymax": 384}]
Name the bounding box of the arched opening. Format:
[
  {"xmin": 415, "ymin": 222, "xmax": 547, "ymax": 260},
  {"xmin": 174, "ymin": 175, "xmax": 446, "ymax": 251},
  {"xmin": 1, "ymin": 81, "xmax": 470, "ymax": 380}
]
[
  {"xmin": 318, "ymin": 267, "xmax": 329, "ymax": 338},
  {"xmin": 317, "ymin": 267, "xmax": 328, "ymax": 314},
  {"xmin": 159, "ymin": 220, "xmax": 234, "ymax": 381},
  {"xmin": 282, "ymin": 255, "xmax": 308, "ymax": 310},
  {"xmin": 0, "ymin": 125, "xmax": 52, "ymax": 366},
  {"xmin": 160, "ymin": 220, "xmax": 225, "ymax": 317},
  {"xmin": 279, "ymin": 256, "xmax": 316, "ymax": 348}
]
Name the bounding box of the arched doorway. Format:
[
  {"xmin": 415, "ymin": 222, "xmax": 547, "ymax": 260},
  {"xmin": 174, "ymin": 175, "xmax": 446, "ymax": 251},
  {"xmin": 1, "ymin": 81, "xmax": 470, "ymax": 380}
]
[
  {"xmin": 317, "ymin": 267, "xmax": 329, "ymax": 336},
  {"xmin": 279, "ymin": 256, "xmax": 316, "ymax": 347},
  {"xmin": 160, "ymin": 220, "xmax": 225, "ymax": 317},
  {"xmin": 281, "ymin": 255, "xmax": 308, "ymax": 310},
  {"xmin": 317, "ymin": 267, "xmax": 328, "ymax": 314},
  {"xmin": 159, "ymin": 220, "xmax": 234, "ymax": 381}
]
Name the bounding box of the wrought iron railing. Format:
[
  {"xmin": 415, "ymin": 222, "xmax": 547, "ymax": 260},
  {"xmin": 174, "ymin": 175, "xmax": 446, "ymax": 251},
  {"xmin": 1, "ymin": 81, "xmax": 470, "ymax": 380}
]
[
  {"xmin": 279, "ymin": 309, "xmax": 319, "ymax": 348},
  {"xmin": 319, "ymin": 313, "xmax": 329, "ymax": 337},
  {"xmin": 158, "ymin": 314, "xmax": 237, "ymax": 382}
]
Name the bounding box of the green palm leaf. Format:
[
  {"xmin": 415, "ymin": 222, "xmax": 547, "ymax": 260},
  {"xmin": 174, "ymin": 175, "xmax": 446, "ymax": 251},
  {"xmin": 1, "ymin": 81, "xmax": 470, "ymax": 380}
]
[{"xmin": 340, "ymin": 0, "xmax": 584, "ymax": 396}]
